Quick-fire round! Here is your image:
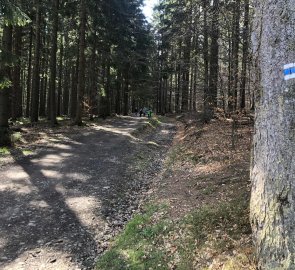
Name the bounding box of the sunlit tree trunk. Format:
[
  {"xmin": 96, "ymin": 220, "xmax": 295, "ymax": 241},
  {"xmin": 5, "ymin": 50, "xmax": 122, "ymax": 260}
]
[{"xmin": 250, "ymin": 1, "xmax": 295, "ymax": 268}]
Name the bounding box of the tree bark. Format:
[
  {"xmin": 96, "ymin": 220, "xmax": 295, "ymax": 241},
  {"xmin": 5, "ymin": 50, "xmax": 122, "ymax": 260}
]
[
  {"xmin": 57, "ymin": 36, "xmax": 63, "ymax": 116},
  {"xmin": 75, "ymin": 0, "xmax": 86, "ymax": 125},
  {"xmin": 70, "ymin": 62, "xmax": 78, "ymax": 118},
  {"xmin": 230, "ymin": 0, "xmax": 241, "ymax": 111},
  {"xmin": 48, "ymin": 0, "xmax": 59, "ymax": 126},
  {"xmin": 250, "ymin": 1, "xmax": 295, "ymax": 268},
  {"xmin": 202, "ymin": 0, "xmax": 209, "ymax": 119},
  {"xmin": 39, "ymin": 38, "xmax": 48, "ymax": 117},
  {"xmin": 208, "ymin": 0, "xmax": 220, "ymax": 111},
  {"xmin": 25, "ymin": 26, "xmax": 33, "ymax": 117},
  {"xmin": 63, "ymin": 32, "xmax": 70, "ymax": 115},
  {"xmin": 12, "ymin": 26, "xmax": 23, "ymax": 119},
  {"xmin": 123, "ymin": 74, "xmax": 129, "ymax": 116},
  {"xmin": 0, "ymin": 25, "xmax": 13, "ymax": 146},
  {"xmin": 30, "ymin": 0, "xmax": 41, "ymax": 123},
  {"xmin": 181, "ymin": 33, "xmax": 191, "ymax": 112},
  {"xmin": 240, "ymin": 0, "xmax": 250, "ymax": 110}
]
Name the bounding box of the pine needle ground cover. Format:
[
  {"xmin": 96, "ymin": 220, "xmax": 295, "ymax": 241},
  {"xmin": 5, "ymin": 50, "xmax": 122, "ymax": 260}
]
[{"xmin": 96, "ymin": 115, "xmax": 256, "ymax": 270}]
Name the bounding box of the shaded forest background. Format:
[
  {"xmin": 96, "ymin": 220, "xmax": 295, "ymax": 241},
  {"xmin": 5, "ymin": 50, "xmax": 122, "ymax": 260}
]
[{"xmin": 1, "ymin": 0, "xmax": 253, "ymax": 138}]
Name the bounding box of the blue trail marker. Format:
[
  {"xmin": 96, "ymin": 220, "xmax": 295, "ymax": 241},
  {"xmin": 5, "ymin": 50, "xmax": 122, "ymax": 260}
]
[{"xmin": 284, "ymin": 63, "xmax": 295, "ymax": 81}]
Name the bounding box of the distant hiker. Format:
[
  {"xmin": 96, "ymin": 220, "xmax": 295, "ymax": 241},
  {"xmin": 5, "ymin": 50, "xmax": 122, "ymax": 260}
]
[
  {"xmin": 139, "ymin": 108, "xmax": 143, "ymax": 117},
  {"xmin": 147, "ymin": 109, "xmax": 152, "ymax": 118},
  {"xmin": 143, "ymin": 107, "xmax": 147, "ymax": 117},
  {"xmin": 134, "ymin": 108, "xmax": 138, "ymax": 116}
]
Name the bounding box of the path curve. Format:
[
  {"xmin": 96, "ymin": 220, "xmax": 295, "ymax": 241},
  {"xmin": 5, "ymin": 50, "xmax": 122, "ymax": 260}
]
[{"xmin": 0, "ymin": 117, "xmax": 175, "ymax": 270}]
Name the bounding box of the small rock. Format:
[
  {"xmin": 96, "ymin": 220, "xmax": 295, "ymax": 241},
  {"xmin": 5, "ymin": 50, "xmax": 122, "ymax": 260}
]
[{"xmin": 49, "ymin": 258, "xmax": 57, "ymax": 263}]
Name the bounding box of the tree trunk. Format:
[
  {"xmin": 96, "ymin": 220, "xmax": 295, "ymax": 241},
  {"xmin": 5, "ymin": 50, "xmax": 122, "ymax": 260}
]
[
  {"xmin": 39, "ymin": 40, "xmax": 48, "ymax": 117},
  {"xmin": 57, "ymin": 36, "xmax": 63, "ymax": 116},
  {"xmin": 123, "ymin": 74, "xmax": 129, "ymax": 116},
  {"xmin": 30, "ymin": 0, "xmax": 41, "ymax": 123},
  {"xmin": 181, "ymin": 34, "xmax": 191, "ymax": 112},
  {"xmin": 70, "ymin": 63, "xmax": 78, "ymax": 118},
  {"xmin": 202, "ymin": 0, "xmax": 209, "ymax": 119},
  {"xmin": 175, "ymin": 39, "xmax": 182, "ymax": 113},
  {"xmin": 250, "ymin": 1, "xmax": 295, "ymax": 268},
  {"xmin": 12, "ymin": 26, "xmax": 23, "ymax": 119},
  {"xmin": 115, "ymin": 73, "xmax": 121, "ymax": 114},
  {"xmin": 25, "ymin": 26, "xmax": 33, "ymax": 117},
  {"xmin": 48, "ymin": 0, "xmax": 59, "ymax": 127},
  {"xmin": 208, "ymin": 0, "xmax": 220, "ymax": 112},
  {"xmin": 0, "ymin": 25, "xmax": 13, "ymax": 146},
  {"xmin": 240, "ymin": 0, "xmax": 250, "ymax": 110},
  {"xmin": 75, "ymin": 0, "xmax": 86, "ymax": 125},
  {"xmin": 230, "ymin": 0, "xmax": 241, "ymax": 111},
  {"xmin": 63, "ymin": 33, "xmax": 70, "ymax": 115}
]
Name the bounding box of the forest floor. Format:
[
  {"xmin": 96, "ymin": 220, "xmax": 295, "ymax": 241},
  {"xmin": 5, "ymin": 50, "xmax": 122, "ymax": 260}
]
[
  {"xmin": 0, "ymin": 116, "xmax": 176, "ymax": 270},
  {"xmin": 96, "ymin": 114, "xmax": 256, "ymax": 270},
  {"xmin": 0, "ymin": 114, "xmax": 256, "ymax": 270}
]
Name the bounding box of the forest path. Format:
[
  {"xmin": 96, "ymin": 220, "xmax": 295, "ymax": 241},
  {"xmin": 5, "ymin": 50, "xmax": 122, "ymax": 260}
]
[{"xmin": 0, "ymin": 116, "xmax": 176, "ymax": 270}]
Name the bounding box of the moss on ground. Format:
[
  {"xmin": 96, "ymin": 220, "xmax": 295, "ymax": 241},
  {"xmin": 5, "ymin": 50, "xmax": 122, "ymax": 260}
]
[
  {"xmin": 0, "ymin": 147, "xmax": 10, "ymax": 156},
  {"xmin": 96, "ymin": 198, "xmax": 252, "ymax": 270},
  {"xmin": 96, "ymin": 204, "xmax": 171, "ymax": 270}
]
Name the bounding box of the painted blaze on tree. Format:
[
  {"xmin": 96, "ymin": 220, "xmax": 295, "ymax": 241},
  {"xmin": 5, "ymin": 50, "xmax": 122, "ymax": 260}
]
[{"xmin": 250, "ymin": 0, "xmax": 295, "ymax": 269}]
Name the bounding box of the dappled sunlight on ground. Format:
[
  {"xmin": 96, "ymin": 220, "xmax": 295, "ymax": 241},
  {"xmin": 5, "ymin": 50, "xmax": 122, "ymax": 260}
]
[
  {"xmin": 66, "ymin": 196, "xmax": 102, "ymax": 229},
  {"xmin": 2, "ymin": 169, "xmax": 29, "ymax": 180},
  {"xmin": 193, "ymin": 161, "xmax": 229, "ymax": 175},
  {"xmin": 92, "ymin": 124, "xmax": 140, "ymax": 141},
  {"xmin": 29, "ymin": 200, "xmax": 50, "ymax": 209},
  {"xmin": 0, "ymin": 116, "xmax": 171, "ymax": 269},
  {"xmin": 2, "ymin": 248, "xmax": 77, "ymax": 270},
  {"xmin": 40, "ymin": 169, "xmax": 63, "ymax": 179}
]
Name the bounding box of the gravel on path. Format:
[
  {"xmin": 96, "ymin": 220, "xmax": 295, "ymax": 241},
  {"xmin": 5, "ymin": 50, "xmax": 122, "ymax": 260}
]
[{"xmin": 0, "ymin": 116, "xmax": 175, "ymax": 270}]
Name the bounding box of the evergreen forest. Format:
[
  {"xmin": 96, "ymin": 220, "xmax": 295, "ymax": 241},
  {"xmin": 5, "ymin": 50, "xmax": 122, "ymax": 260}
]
[{"xmin": 0, "ymin": 1, "xmax": 294, "ymax": 269}]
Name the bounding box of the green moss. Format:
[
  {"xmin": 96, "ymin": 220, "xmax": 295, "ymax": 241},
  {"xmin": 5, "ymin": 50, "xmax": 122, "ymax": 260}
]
[
  {"xmin": 0, "ymin": 147, "xmax": 10, "ymax": 155},
  {"xmin": 96, "ymin": 204, "xmax": 171, "ymax": 270},
  {"xmin": 96, "ymin": 198, "xmax": 252, "ymax": 270},
  {"xmin": 11, "ymin": 132, "xmax": 22, "ymax": 143},
  {"xmin": 22, "ymin": 149, "xmax": 35, "ymax": 156}
]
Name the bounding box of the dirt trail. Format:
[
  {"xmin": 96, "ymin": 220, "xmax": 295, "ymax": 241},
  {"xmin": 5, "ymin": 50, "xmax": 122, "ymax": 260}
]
[{"xmin": 0, "ymin": 117, "xmax": 175, "ymax": 270}]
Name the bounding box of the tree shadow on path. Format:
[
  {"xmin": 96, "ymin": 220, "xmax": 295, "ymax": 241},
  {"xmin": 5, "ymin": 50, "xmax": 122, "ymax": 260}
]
[{"xmin": 0, "ymin": 119, "xmax": 155, "ymax": 269}]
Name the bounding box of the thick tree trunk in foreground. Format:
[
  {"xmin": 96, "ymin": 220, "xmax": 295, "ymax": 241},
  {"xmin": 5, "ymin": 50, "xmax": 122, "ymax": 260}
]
[{"xmin": 250, "ymin": 1, "xmax": 295, "ymax": 269}]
